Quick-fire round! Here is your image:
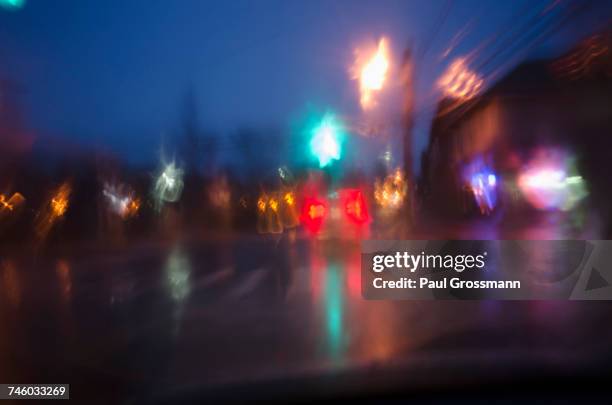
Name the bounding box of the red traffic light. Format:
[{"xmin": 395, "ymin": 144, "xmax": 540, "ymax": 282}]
[
  {"xmin": 339, "ymin": 188, "xmax": 370, "ymax": 225},
  {"xmin": 300, "ymin": 197, "xmax": 327, "ymax": 234}
]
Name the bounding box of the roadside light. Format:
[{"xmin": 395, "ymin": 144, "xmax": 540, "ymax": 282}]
[
  {"xmin": 153, "ymin": 161, "xmax": 184, "ymax": 211},
  {"xmin": 0, "ymin": 193, "xmax": 24, "ymax": 212},
  {"xmin": 256, "ymin": 194, "xmax": 268, "ymax": 234},
  {"xmin": 35, "ymin": 182, "xmax": 71, "ymax": 240},
  {"xmin": 268, "ymin": 198, "xmax": 279, "ymax": 212},
  {"xmin": 103, "ymin": 182, "xmax": 140, "ymax": 219},
  {"xmin": 438, "ymin": 57, "xmax": 484, "ymax": 101},
  {"xmin": 284, "ymin": 192, "xmax": 295, "ymax": 206},
  {"xmin": 257, "ymin": 192, "xmax": 283, "ymax": 234},
  {"xmin": 462, "ymin": 157, "xmax": 498, "ymax": 215},
  {"xmin": 0, "ymin": 195, "xmax": 12, "ymax": 211},
  {"xmin": 50, "ymin": 183, "xmax": 71, "ymax": 218},
  {"xmin": 127, "ymin": 199, "xmax": 140, "ymax": 217},
  {"xmin": 353, "ymin": 37, "xmax": 390, "ymax": 110},
  {"xmin": 280, "ymin": 190, "xmax": 299, "ymax": 229},
  {"xmin": 374, "ymin": 168, "xmax": 407, "ymax": 211},
  {"xmin": 51, "ymin": 198, "xmax": 68, "ymax": 217},
  {"xmin": 257, "ymin": 197, "xmax": 267, "ymax": 213},
  {"xmin": 518, "ymin": 164, "xmax": 587, "ymax": 211}
]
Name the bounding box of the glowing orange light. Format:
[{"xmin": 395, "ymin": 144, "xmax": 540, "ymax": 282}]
[
  {"xmin": 35, "ymin": 182, "xmax": 71, "ymax": 240},
  {"xmin": 353, "ymin": 37, "xmax": 390, "ymax": 110},
  {"xmin": 125, "ymin": 198, "xmax": 140, "ymax": 218},
  {"xmin": 269, "ymin": 198, "xmax": 279, "ymax": 212},
  {"xmin": 438, "ymin": 57, "xmax": 483, "ymax": 100},
  {"xmin": 257, "ymin": 197, "xmax": 267, "ymax": 213},
  {"xmin": 51, "ymin": 198, "xmax": 68, "ymax": 217},
  {"xmin": 0, "ymin": 193, "xmax": 24, "ymax": 212},
  {"xmin": 284, "ymin": 192, "xmax": 295, "ymax": 206},
  {"xmin": 50, "ymin": 183, "xmax": 71, "ymax": 218},
  {"xmin": 374, "ymin": 168, "xmax": 407, "ymax": 210},
  {"xmin": 0, "ymin": 195, "xmax": 12, "ymax": 211},
  {"xmin": 280, "ymin": 190, "xmax": 299, "ymax": 229},
  {"xmin": 256, "ymin": 192, "xmax": 283, "ymax": 234}
]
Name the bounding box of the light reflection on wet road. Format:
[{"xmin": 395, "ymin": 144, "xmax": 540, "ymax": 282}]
[{"xmin": 1, "ymin": 223, "xmax": 611, "ymax": 401}]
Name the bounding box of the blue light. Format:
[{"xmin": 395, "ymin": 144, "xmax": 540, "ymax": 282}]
[{"xmin": 463, "ymin": 157, "xmax": 498, "ymax": 214}]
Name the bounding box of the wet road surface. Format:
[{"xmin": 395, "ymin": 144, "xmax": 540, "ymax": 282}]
[{"xmin": 1, "ymin": 224, "xmax": 611, "ymax": 402}]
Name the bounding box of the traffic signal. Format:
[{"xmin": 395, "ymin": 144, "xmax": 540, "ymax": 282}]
[
  {"xmin": 300, "ymin": 196, "xmax": 327, "ymax": 234},
  {"xmin": 309, "ymin": 113, "xmax": 344, "ymax": 168},
  {"xmin": 339, "ymin": 188, "xmax": 370, "ymax": 225}
]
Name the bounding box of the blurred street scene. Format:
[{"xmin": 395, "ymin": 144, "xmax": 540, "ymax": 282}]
[{"xmin": 1, "ymin": 0, "xmax": 612, "ymax": 402}]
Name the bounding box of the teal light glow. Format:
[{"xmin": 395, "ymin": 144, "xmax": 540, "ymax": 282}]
[
  {"xmin": 309, "ymin": 113, "xmax": 344, "ymax": 168},
  {"xmin": 0, "ymin": 0, "xmax": 25, "ymax": 10},
  {"xmin": 324, "ymin": 265, "xmax": 344, "ymax": 359}
]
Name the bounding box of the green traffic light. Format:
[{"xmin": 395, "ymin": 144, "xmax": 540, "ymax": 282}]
[
  {"xmin": 309, "ymin": 113, "xmax": 345, "ymax": 168},
  {"xmin": 0, "ymin": 0, "xmax": 25, "ymax": 10}
]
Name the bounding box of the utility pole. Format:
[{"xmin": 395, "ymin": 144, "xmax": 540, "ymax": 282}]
[{"xmin": 401, "ymin": 47, "xmax": 415, "ymax": 225}]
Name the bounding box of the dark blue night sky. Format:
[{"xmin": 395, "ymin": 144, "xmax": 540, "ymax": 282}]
[{"xmin": 1, "ymin": 0, "xmax": 611, "ymax": 166}]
